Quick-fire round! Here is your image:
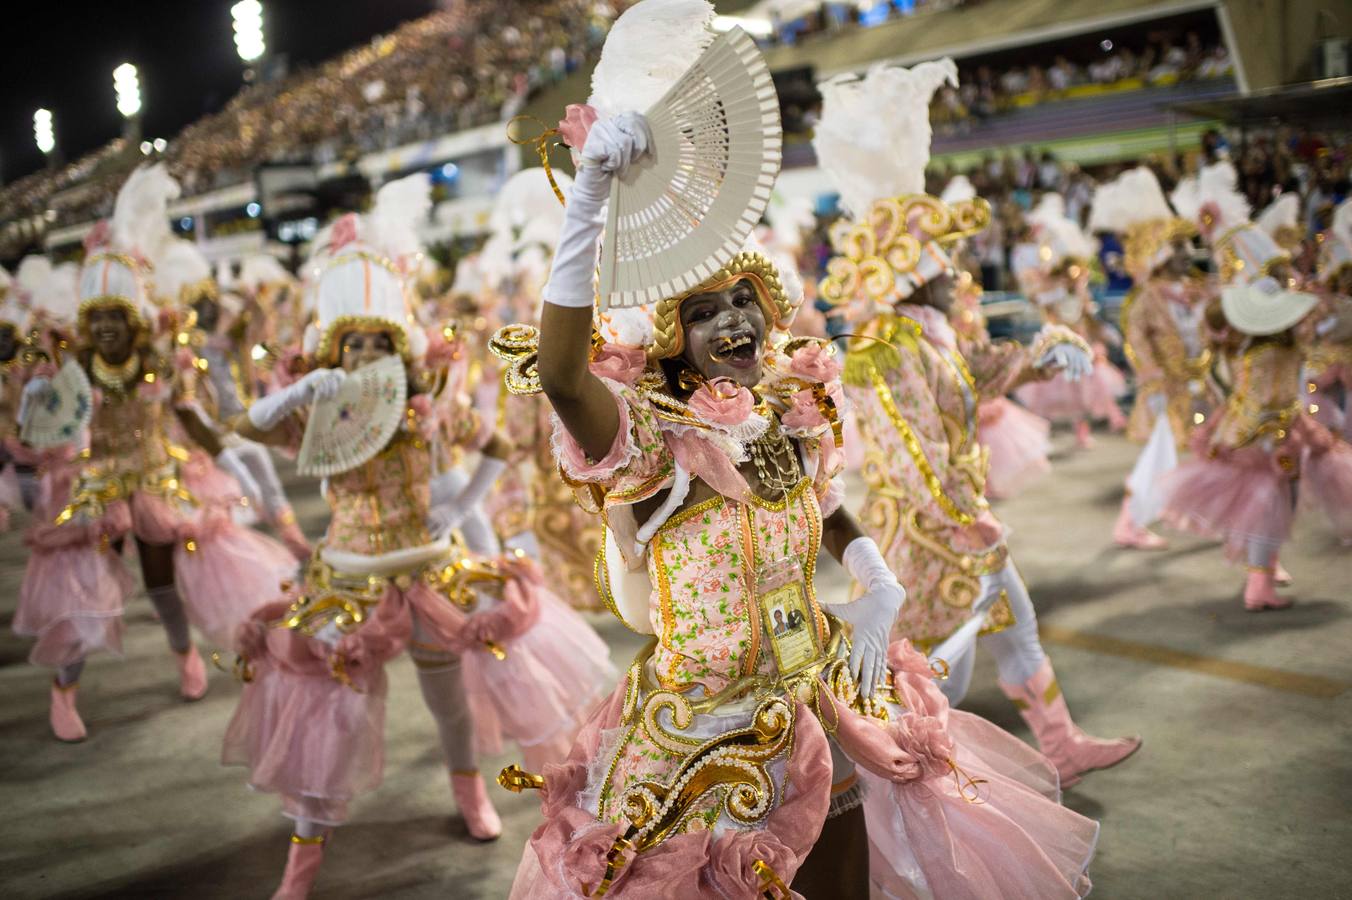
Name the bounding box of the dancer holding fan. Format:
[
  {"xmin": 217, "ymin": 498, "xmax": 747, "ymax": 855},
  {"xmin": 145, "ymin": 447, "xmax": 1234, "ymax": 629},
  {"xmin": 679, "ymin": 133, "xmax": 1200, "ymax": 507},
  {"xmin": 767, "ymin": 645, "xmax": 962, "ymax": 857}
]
[
  {"xmin": 500, "ymin": 3, "xmax": 1099, "ymax": 897},
  {"xmin": 221, "ymin": 174, "xmax": 613, "ymax": 900},
  {"xmin": 13, "ymin": 165, "xmax": 298, "ymax": 742}
]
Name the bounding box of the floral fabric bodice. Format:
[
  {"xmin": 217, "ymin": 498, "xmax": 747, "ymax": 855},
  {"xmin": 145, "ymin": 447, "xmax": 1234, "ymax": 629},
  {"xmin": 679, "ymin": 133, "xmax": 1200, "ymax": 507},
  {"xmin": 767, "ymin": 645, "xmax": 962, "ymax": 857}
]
[
  {"xmin": 844, "ymin": 306, "xmax": 1024, "ymax": 648},
  {"xmin": 325, "ymin": 429, "xmax": 434, "ymax": 556},
  {"xmin": 1214, "ymin": 339, "xmax": 1305, "ymax": 450}
]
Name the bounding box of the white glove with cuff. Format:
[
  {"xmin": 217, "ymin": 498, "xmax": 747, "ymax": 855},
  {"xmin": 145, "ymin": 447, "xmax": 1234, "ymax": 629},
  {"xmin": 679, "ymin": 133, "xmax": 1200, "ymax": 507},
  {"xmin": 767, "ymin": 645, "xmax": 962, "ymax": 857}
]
[
  {"xmin": 246, "ymin": 368, "xmax": 346, "ymax": 430},
  {"xmin": 827, "ymin": 536, "xmax": 906, "ymax": 699}
]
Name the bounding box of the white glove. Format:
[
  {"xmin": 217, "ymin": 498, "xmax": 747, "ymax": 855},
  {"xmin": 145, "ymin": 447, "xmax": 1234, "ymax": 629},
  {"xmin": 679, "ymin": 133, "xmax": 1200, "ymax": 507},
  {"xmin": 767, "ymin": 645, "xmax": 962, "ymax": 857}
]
[
  {"xmin": 1146, "ymin": 392, "xmax": 1167, "ymax": 416},
  {"xmin": 216, "ymin": 445, "xmax": 262, "ymax": 505},
  {"xmin": 542, "ymin": 112, "xmax": 652, "ymax": 308},
  {"xmin": 17, "ymin": 377, "xmax": 53, "ymax": 427},
  {"xmin": 246, "ymin": 368, "xmax": 346, "ymax": 430},
  {"xmin": 1036, "ymin": 342, "xmax": 1093, "ymax": 382},
  {"xmin": 974, "ymin": 567, "xmax": 1015, "ymax": 614},
  {"xmin": 427, "ymin": 504, "xmax": 464, "ymax": 540},
  {"xmin": 428, "ymin": 502, "xmax": 502, "ymax": 557},
  {"xmin": 827, "ymin": 537, "xmax": 906, "ymax": 699}
]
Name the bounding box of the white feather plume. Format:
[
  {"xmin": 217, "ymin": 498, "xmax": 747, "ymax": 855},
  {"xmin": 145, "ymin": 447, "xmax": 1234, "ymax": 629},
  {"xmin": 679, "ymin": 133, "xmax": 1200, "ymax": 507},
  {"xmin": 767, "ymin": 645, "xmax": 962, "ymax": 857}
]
[
  {"xmin": 1028, "ymin": 194, "xmax": 1096, "ymax": 263},
  {"xmin": 940, "ymin": 175, "xmax": 976, "ymax": 204},
  {"xmin": 1256, "ymin": 192, "xmax": 1299, "ymax": 238},
  {"xmin": 239, "ymin": 255, "xmax": 294, "ymax": 291},
  {"xmin": 152, "ymin": 238, "xmax": 212, "ymax": 303},
  {"xmin": 813, "ymin": 59, "xmax": 958, "ymax": 219},
  {"xmin": 17, "ymin": 255, "xmax": 78, "ymax": 323},
  {"xmin": 111, "ymin": 164, "xmax": 180, "ymax": 259},
  {"xmin": 765, "ymin": 193, "xmax": 816, "ymax": 252},
  {"xmin": 1173, "ymin": 161, "xmax": 1250, "ymax": 233},
  {"xmin": 368, "ymin": 173, "xmax": 431, "ymax": 262},
  {"xmin": 1087, "ymin": 166, "xmax": 1175, "ymax": 233},
  {"xmin": 1333, "ymin": 199, "xmax": 1352, "ymax": 247},
  {"xmin": 587, "ymin": 0, "xmax": 717, "ymax": 118},
  {"xmin": 490, "ymin": 168, "xmax": 574, "ymax": 252}
]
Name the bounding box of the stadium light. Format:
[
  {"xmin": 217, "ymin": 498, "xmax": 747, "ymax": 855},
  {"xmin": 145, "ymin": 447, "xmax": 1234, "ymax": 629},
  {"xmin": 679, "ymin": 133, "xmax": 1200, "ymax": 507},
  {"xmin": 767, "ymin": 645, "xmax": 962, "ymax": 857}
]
[
  {"xmin": 34, "ymin": 109, "xmax": 55, "ymax": 155},
  {"xmin": 114, "ymin": 63, "xmax": 142, "ymax": 118},
  {"xmin": 232, "ymin": 1, "xmax": 266, "ymax": 62}
]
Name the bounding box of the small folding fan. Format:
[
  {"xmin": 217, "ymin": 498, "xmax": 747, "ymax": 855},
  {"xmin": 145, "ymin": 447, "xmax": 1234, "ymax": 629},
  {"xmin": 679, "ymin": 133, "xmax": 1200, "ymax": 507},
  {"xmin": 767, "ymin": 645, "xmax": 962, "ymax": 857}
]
[
  {"xmin": 21, "ymin": 358, "xmax": 93, "ymax": 449},
  {"xmin": 297, "ymin": 354, "xmax": 407, "ymax": 477},
  {"xmin": 598, "ymin": 26, "xmax": 782, "ymax": 309}
]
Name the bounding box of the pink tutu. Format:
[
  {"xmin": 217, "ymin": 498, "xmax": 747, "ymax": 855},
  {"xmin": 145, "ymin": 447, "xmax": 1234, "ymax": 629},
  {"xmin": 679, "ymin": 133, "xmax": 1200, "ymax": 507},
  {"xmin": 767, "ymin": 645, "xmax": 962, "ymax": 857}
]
[
  {"xmin": 1017, "ymin": 358, "xmax": 1126, "ymax": 423},
  {"xmin": 463, "ymin": 586, "xmax": 614, "ymax": 771},
  {"xmin": 514, "ymin": 641, "xmax": 1097, "ymax": 899},
  {"xmin": 173, "ymin": 510, "xmax": 298, "ymax": 648},
  {"xmin": 0, "ymin": 462, "xmax": 22, "ymax": 512},
  {"xmin": 14, "ymin": 503, "xmax": 136, "ymax": 667},
  {"xmin": 223, "ymin": 592, "xmax": 412, "ymax": 826},
  {"xmin": 181, "ymin": 450, "xmax": 248, "ymax": 509},
  {"xmin": 979, "ymin": 399, "xmax": 1052, "ymax": 499},
  {"xmin": 1160, "ymin": 446, "xmax": 1295, "ymax": 560},
  {"xmin": 1301, "ymin": 436, "xmax": 1352, "ymax": 542}
]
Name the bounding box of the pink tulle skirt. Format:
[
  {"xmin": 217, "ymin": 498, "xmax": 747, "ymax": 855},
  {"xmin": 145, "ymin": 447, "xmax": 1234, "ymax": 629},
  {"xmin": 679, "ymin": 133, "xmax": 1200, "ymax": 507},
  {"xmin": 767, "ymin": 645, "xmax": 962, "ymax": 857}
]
[
  {"xmin": 979, "ymin": 399, "xmax": 1052, "ymax": 499},
  {"xmin": 14, "ymin": 542, "xmax": 135, "ymax": 667},
  {"xmin": 1017, "ymin": 359, "xmax": 1126, "ymax": 423},
  {"xmin": 1301, "ymin": 439, "xmax": 1352, "ymax": 542},
  {"xmin": 173, "ymin": 515, "xmax": 298, "ymax": 649},
  {"xmin": 0, "ymin": 462, "xmax": 22, "ymax": 511},
  {"xmin": 463, "ymin": 588, "xmax": 614, "ymax": 771},
  {"xmin": 221, "ymin": 635, "xmax": 389, "ymax": 828},
  {"xmin": 1160, "ymin": 446, "xmax": 1295, "ymax": 560}
]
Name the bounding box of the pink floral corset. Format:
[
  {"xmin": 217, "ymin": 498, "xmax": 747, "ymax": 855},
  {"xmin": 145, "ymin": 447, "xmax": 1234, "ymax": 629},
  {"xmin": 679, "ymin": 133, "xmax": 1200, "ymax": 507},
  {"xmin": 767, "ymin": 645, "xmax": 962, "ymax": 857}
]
[
  {"xmin": 325, "ymin": 429, "xmax": 433, "ymax": 555},
  {"xmin": 648, "ymin": 477, "xmax": 828, "ymax": 695}
]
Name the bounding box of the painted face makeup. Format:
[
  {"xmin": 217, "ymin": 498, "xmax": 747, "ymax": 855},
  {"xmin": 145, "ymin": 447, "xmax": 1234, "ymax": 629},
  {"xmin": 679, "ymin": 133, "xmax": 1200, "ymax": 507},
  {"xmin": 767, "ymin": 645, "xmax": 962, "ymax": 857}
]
[{"xmin": 679, "ymin": 279, "xmax": 768, "ymax": 389}]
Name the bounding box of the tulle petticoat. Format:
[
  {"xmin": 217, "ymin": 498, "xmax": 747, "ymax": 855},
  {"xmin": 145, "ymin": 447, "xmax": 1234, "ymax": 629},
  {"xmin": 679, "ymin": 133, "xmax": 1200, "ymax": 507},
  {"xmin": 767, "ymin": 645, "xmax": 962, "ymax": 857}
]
[
  {"xmin": 463, "ymin": 587, "xmax": 614, "ymax": 771},
  {"xmin": 14, "ymin": 542, "xmax": 135, "ymax": 667},
  {"xmin": 1017, "ymin": 360, "xmax": 1126, "ymax": 423},
  {"xmin": 1160, "ymin": 446, "xmax": 1295, "ymax": 559},
  {"xmin": 511, "ymin": 641, "xmax": 1097, "ymax": 899},
  {"xmin": 979, "ymin": 399, "xmax": 1052, "ymax": 499},
  {"xmin": 1301, "ymin": 438, "xmax": 1352, "ymax": 542},
  {"xmin": 222, "ymin": 642, "xmax": 388, "ymax": 827}
]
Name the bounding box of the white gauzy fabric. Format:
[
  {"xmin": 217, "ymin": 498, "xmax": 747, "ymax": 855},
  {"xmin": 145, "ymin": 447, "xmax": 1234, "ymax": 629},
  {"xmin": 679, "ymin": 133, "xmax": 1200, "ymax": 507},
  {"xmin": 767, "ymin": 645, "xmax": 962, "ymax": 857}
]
[{"xmin": 1126, "ymin": 414, "xmax": 1179, "ymax": 527}]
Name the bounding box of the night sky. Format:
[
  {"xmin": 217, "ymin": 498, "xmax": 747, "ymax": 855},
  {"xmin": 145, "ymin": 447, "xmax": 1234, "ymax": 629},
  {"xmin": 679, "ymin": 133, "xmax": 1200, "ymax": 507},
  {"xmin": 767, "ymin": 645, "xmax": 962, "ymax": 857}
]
[{"xmin": 1, "ymin": 0, "xmax": 442, "ymax": 187}]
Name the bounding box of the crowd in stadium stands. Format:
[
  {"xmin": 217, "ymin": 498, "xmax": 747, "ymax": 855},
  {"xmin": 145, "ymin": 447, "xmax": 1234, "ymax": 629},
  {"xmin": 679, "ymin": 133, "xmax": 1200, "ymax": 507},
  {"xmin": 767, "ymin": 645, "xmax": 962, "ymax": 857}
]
[
  {"xmin": 756, "ymin": 0, "xmax": 967, "ymax": 47},
  {"xmin": 1, "ymin": 0, "xmax": 622, "ymax": 231}
]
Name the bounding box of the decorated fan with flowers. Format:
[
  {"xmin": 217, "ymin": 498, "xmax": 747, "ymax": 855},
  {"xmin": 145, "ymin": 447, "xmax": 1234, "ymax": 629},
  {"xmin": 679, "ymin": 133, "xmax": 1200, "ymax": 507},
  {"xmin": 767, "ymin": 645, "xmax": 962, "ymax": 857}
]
[
  {"xmin": 22, "ymin": 359, "xmax": 94, "ymax": 449},
  {"xmin": 297, "ymin": 354, "xmax": 407, "ymax": 477},
  {"xmin": 598, "ymin": 25, "xmax": 782, "ymax": 309}
]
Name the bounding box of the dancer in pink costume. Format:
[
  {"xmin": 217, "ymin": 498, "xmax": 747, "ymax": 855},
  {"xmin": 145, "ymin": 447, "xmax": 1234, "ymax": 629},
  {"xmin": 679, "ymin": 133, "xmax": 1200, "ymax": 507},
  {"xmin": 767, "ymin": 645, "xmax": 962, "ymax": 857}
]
[
  {"xmin": 1089, "ymin": 166, "xmax": 1221, "ymax": 549},
  {"xmin": 1306, "ymin": 200, "xmax": 1352, "ymax": 440},
  {"xmin": 504, "ymin": 22, "xmax": 1100, "ymax": 893},
  {"xmin": 944, "ymin": 183, "xmax": 1053, "ymax": 500},
  {"xmin": 1015, "ymin": 195, "xmax": 1130, "ymax": 448},
  {"xmin": 155, "ymin": 244, "xmax": 313, "ymax": 561},
  {"xmin": 817, "ymin": 61, "xmax": 1140, "ymax": 790},
  {"xmin": 1160, "ymin": 164, "xmax": 1352, "ymax": 610},
  {"xmin": 221, "ymin": 175, "xmax": 613, "ymax": 900},
  {"xmin": 12, "ymin": 165, "xmax": 298, "ymax": 743}
]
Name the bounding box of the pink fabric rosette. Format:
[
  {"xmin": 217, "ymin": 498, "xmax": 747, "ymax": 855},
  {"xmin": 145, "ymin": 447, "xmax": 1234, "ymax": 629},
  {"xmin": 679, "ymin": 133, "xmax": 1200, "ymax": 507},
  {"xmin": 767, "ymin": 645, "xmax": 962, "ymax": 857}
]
[
  {"xmin": 557, "ymin": 103, "xmax": 598, "ymax": 150},
  {"xmin": 687, "ymin": 378, "xmax": 756, "ymax": 427},
  {"xmin": 788, "ymin": 342, "xmax": 842, "ymax": 384}
]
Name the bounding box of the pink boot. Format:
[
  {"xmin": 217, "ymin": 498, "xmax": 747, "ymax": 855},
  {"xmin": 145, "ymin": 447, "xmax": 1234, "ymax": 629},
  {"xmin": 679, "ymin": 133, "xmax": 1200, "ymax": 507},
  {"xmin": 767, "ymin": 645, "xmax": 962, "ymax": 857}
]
[
  {"xmin": 1074, "ymin": 420, "xmax": 1095, "ymax": 449},
  {"xmin": 275, "ymin": 508, "xmax": 312, "ymax": 563},
  {"xmin": 176, "ymin": 646, "xmax": 209, "ymax": 701},
  {"xmin": 1244, "ymin": 567, "xmax": 1293, "ymax": 612},
  {"xmin": 999, "ymin": 659, "xmax": 1141, "ymax": 788},
  {"xmin": 50, "ymin": 681, "xmax": 87, "ymax": 742},
  {"xmin": 271, "ymin": 833, "xmax": 328, "ymax": 900},
  {"xmin": 451, "ymin": 771, "xmax": 502, "ymax": 841},
  {"xmin": 1113, "ymin": 497, "xmax": 1168, "ymax": 550}
]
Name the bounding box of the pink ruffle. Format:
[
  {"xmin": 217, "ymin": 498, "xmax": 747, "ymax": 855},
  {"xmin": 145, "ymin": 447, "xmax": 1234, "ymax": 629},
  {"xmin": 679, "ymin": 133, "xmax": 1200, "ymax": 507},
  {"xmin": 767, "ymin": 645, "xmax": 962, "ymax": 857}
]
[
  {"xmin": 518, "ymin": 691, "xmax": 831, "ymax": 899},
  {"xmin": 222, "ymin": 590, "xmax": 414, "ymax": 823},
  {"xmin": 180, "ymin": 450, "xmax": 246, "ymax": 509},
  {"xmin": 551, "ymin": 377, "xmax": 643, "ymax": 483},
  {"xmin": 980, "ymin": 398, "xmax": 1052, "ymax": 499},
  {"xmin": 462, "ymin": 583, "xmax": 614, "ymax": 768},
  {"xmin": 1160, "ymin": 446, "xmax": 1295, "ymax": 560},
  {"xmin": 14, "ymin": 539, "xmax": 134, "ymax": 667},
  {"xmin": 852, "ymin": 641, "xmax": 1096, "ymax": 899},
  {"xmin": 173, "ymin": 510, "xmax": 298, "ymax": 647},
  {"xmin": 1301, "ymin": 434, "xmax": 1352, "ymax": 541},
  {"xmin": 1016, "ymin": 358, "xmax": 1126, "ymax": 422}
]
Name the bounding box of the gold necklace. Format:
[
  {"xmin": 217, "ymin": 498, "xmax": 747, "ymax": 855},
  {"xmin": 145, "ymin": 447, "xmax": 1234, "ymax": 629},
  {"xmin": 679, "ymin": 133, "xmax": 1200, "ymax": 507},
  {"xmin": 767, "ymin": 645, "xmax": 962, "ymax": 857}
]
[
  {"xmin": 748, "ymin": 425, "xmax": 801, "ymax": 500},
  {"xmin": 91, "ymin": 352, "xmax": 140, "ymax": 392}
]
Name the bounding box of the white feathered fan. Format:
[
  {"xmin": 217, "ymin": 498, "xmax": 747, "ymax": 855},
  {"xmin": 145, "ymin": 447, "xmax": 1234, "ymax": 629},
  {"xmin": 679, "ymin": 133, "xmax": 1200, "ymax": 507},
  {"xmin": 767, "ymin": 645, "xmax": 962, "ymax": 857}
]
[{"xmin": 594, "ymin": 10, "xmax": 782, "ymax": 309}]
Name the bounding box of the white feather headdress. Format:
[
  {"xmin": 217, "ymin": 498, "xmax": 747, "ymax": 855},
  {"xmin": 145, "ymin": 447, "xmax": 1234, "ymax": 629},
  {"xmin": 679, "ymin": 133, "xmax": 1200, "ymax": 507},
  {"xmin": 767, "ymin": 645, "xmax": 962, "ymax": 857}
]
[
  {"xmin": 813, "ymin": 59, "xmax": 957, "ymax": 219},
  {"xmin": 1170, "ymin": 161, "xmax": 1250, "ymax": 239},
  {"xmin": 152, "ymin": 238, "xmax": 213, "ymax": 305},
  {"xmin": 1087, "ymin": 167, "xmax": 1175, "ymax": 234},
  {"xmin": 239, "ymin": 255, "xmax": 295, "ymax": 293},
  {"xmin": 367, "ymin": 173, "xmax": 432, "ymax": 267},
  {"xmin": 587, "ymin": 0, "xmax": 717, "ymax": 118},
  {"xmin": 1256, "ymin": 193, "xmax": 1301, "ymax": 242}
]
